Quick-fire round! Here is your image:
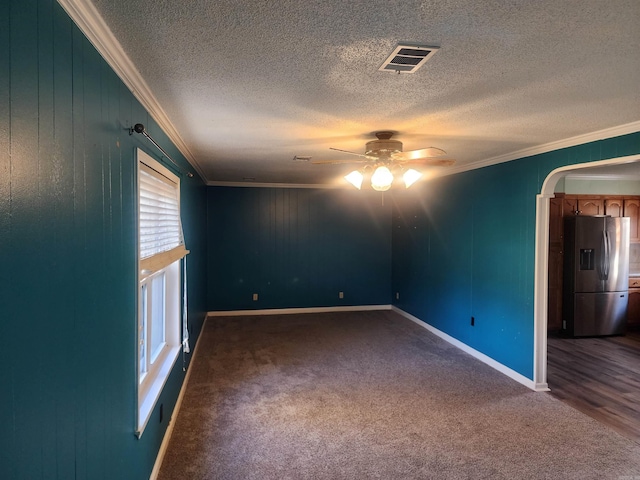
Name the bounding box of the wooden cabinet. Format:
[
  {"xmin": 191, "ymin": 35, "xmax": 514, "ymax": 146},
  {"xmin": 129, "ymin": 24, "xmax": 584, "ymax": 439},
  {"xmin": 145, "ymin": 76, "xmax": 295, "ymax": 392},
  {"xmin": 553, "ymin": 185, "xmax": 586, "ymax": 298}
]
[
  {"xmin": 577, "ymin": 197, "xmax": 604, "ymax": 216},
  {"xmin": 604, "ymin": 198, "xmax": 624, "ymax": 217},
  {"xmin": 558, "ymin": 196, "xmax": 607, "ymax": 216},
  {"xmin": 561, "ymin": 197, "xmax": 578, "ymax": 217},
  {"xmin": 624, "ymin": 198, "xmax": 640, "ymax": 242},
  {"xmin": 555, "ymin": 194, "xmax": 640, "ymax": 242},
  {"xmin": 549, "ymin": 197, "xmax": 564, "ymax": 244},
  {"xmin": 547, "ymin": 244, "xmax": 564, "ymax": 331},
  {"xmin": 547, "ymin": 197, "xmax": 564, "ymax": 331}
]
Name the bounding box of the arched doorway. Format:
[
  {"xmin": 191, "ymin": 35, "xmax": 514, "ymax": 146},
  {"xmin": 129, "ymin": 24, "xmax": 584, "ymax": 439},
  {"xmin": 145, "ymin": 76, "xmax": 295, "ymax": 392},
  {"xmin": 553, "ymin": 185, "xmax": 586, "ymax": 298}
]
[{"xmin": 532, "ymin": 153, "xmax": 640, "ymax": 390}]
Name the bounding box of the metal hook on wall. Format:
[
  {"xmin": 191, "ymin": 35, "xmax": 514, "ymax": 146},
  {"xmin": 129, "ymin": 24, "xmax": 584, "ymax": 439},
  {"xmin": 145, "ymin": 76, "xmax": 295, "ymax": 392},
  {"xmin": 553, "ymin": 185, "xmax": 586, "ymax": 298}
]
[{"xmin": 129, "ymin": 123, "xmax": 194, "ymax": 178}]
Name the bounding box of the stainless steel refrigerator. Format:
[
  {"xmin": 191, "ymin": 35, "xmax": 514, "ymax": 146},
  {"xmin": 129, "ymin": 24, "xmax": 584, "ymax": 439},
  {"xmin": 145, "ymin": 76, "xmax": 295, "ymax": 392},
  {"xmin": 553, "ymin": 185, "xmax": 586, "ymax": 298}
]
[{"xmin": 562, "ymin": 216, "xmax": 630, "ymax": 337}]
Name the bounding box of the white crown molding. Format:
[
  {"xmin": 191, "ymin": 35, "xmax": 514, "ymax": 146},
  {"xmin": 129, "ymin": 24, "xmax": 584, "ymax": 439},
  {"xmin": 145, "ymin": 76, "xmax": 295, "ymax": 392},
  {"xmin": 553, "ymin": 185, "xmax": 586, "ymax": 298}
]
[
  {"xmin": 564, "ymin": 174, "xmax": 640, "ymax": 181},
  {"xmin": 207, "ymin": 181, "xmax": 345, "ymax": 189},
  {"xmin": 56, "ymin": 0, "xmax": 207, "ymax": 182},
  {"xmin": 437, "ymin": 120, "xmax": 640, "ymax": 178}
]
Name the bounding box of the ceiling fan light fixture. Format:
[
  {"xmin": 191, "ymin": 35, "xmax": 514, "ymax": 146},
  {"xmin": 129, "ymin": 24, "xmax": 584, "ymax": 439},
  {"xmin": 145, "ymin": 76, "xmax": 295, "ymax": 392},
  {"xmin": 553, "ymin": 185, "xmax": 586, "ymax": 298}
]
[
  {"xmin": 403, "ymin": 169, "xmax": 422, "ymax": 188},
  {"xmin": 371, "ymin": 166, "xmax": 394, "ymax": 192},
  {"xmin": 344, "ymin": 170, "xmax": 364, "ymax": 189}
]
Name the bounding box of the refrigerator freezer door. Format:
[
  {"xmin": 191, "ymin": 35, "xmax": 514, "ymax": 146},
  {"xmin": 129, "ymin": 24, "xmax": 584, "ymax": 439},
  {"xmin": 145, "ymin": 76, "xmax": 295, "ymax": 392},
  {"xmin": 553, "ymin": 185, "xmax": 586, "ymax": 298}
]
[
  {"xmin": 573, "ymin": 292, "xmax": 627, "ymax": 336},
  {"xmin": 603, "ymin": 217, "xmax": 630, "ymax": 293},
  {"xmin": 573, "ymin": 216, "xmax": 606, "ymax": 293}
]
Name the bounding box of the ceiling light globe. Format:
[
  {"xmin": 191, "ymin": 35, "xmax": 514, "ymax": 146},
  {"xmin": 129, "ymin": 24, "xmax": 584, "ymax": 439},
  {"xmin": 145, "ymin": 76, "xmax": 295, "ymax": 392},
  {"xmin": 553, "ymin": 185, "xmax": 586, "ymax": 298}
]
[
  {"xmin": 403, "ymin": 169, "xmax": 422, "ymax": 188},
  {"xmin": 344, "ymin": 170, "xmax": 364, "ymax": 189},
  {"xmin": 371, "ymin": 166, "xmax": 393, "ymax": 192}
]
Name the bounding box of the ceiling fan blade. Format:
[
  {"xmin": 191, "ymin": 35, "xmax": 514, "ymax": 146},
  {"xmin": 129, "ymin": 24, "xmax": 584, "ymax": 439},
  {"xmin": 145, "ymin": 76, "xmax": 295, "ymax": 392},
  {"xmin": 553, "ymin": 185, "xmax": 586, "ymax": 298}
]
[
  {"xmin": 329, "ymin": 147, "xmax": 378, "ymax": 160},
  {"xmin": 405, "ymin": 158, "xmax": 456, "ymax": 167},
  {"xmin": 392, "ymin": 147, "xmax": 447, "ymax": 161},
  {"xmin": 311, "ymin": 159, "xmax": 369, "ymax": 165}
]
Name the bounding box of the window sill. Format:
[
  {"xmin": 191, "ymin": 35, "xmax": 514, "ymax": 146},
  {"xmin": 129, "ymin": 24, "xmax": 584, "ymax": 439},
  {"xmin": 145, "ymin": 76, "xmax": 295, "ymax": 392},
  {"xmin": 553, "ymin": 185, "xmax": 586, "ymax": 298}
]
[{"xmin": 136, "ymin": 345, "xmax": 180, "ymax": 438}]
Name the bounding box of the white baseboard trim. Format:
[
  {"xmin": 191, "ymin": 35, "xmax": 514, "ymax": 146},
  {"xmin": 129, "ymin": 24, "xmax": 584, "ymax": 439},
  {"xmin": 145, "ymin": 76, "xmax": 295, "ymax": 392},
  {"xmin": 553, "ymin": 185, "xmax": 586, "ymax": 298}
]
[
  {"xmin": 391, "ymin": 306, "xmax": 547, "ymax": 392},
  {"xmin": 534, "ymin": 381, "xmax": 550, "ymax": 391},
  {"xmin": 150, "ymin": 314, "xmax": 209, "ymax": 480},
  {"xmin": 208, "ymin": 304, "xmax": 392, "ymax": 317}
]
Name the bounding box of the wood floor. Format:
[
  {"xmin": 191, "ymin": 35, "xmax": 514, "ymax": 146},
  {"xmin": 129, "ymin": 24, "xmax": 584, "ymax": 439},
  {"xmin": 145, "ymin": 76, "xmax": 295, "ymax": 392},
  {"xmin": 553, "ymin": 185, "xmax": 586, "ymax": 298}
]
[{"xmin": 547, "ymin": 330, "xmax": 640, "ymax": 444}]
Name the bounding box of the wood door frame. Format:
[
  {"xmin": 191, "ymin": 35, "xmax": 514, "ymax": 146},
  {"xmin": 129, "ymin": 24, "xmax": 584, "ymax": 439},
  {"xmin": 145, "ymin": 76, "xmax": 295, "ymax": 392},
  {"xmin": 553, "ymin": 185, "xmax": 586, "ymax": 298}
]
[{"xmin": 533, "ymin": 154, "xmax": 640, "ymax": 391}]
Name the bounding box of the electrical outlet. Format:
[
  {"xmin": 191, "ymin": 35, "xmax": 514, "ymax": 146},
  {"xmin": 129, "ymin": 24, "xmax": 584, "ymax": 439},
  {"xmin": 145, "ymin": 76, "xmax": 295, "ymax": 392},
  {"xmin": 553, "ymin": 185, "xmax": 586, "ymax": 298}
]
[
  {"xmin": 253, "ymin": 293, "xmax": 258, "ymax": 301},
  {"xmin": 396, "ymin": 292, "xmax": 400, "ymax": 300},
  {"xmin": 471, "ymin": 316, "xmax": 475, "ymax": 326},
  {"xmin": 339, "ymin": 291, "xmax": 344, "ymax": 299}
]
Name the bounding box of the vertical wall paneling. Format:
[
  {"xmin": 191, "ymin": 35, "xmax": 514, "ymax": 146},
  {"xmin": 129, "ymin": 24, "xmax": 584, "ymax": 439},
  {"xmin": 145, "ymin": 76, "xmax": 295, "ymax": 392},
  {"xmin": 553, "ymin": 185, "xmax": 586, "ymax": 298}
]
[
  {"xmin": 85, "ymin": 39, "xmax": 107, "ymax": 477},
  {"xmin": 0, "ymin": 0, "xmax": 12, "ymax": 476},
  {"xmin": 70, "ymin": 22, "xmax": 89, "ymax": 480},
  {"xmin": 38, "ymin": 0, "xmax": 59, "ymax": 475},
  {"xmin": 10, "ymin": 0, "xmax": 44, "ymax": 477},
  {"xmin": 104, "ymin": 57, "xmax": 118, "ymax": 474},
  {"xmin": 51, "ymin": 3, "xmax": 76, "ymax": 477},
  {"xmin": 207, "ymin": 187, "xmax": 392, "ymax": 311},
  {"xmin": 0, "ymin": 1, "xmax": 208, "ymax": 478}
]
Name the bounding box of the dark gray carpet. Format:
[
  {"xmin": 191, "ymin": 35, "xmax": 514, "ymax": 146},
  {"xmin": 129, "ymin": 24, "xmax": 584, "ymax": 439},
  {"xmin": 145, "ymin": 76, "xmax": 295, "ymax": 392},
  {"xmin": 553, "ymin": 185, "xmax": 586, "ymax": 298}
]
[{"xmin": 158, "ymin": 310, "xmax": 640, "ymax": 479}]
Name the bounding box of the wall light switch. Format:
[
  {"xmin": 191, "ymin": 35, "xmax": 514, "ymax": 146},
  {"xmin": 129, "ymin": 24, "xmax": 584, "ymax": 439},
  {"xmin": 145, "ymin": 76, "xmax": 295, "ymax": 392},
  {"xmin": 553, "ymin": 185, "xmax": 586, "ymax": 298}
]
[
  {"xmin": 253, "ymin": 293, "xmax": 258, "ymax": 301},
  {"xmin": 339, "ymin": 291, "xmax": 344, "ymax": 299},
  {"xmin": 396, "ymin": 292, "xmax": 400, "ymax": 300}
]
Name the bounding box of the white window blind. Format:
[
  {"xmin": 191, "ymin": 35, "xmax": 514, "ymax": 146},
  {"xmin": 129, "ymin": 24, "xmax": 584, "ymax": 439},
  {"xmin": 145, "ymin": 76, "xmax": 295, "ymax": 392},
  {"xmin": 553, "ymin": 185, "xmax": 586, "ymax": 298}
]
[{"xmin": 139, "ymin": 161, "xmax": 189, "ymax": 274}]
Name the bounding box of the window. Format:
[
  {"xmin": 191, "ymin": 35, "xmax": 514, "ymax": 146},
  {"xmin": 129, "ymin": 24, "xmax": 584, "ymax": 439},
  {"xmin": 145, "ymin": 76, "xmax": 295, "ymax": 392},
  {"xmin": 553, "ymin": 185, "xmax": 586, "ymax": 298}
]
[{"xmin": 136, "ymin": 149, "xmax": 188, "ymax": 436}]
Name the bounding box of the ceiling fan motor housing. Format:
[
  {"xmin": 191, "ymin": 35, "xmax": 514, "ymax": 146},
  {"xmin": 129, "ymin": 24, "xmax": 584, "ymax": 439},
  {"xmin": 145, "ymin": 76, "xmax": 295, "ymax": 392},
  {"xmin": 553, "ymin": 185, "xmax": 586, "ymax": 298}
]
[{"xmin": 366, "ymin": 132, "xmax": 402, "ymax": 157}]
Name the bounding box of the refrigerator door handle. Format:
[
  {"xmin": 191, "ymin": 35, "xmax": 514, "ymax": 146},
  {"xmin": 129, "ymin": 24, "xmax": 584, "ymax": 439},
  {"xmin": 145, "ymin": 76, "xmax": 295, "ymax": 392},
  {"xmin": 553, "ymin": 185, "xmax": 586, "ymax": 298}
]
[
  {"xmin": 599, "ymin": 231, "xmax": 607, "ymax": 280},
  {"xmin": 603, "ymin": 230, "xmax": 610, "ymax": 280}
]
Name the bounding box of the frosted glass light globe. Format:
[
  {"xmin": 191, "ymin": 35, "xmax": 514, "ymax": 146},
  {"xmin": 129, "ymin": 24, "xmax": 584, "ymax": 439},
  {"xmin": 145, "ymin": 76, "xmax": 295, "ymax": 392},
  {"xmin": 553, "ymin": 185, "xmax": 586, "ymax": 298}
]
[
  {"xmin": 344, "ymin": 170, "xmax": 364, "ymax": 189},
  {"xmin": 403, "ymin": 169, "xmax": 422, "ymax": 188},
  {"xmin": 371, "ymin": 166, "xmax": 393, "ymax": 191}
]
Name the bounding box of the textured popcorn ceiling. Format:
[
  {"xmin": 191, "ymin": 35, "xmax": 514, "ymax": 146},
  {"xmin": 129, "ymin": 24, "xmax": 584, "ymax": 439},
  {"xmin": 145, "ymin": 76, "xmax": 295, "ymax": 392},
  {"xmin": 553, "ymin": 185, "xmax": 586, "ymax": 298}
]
[{"xmin": 89, "ymin": 0, "xmax": 640, "ymax": 184}]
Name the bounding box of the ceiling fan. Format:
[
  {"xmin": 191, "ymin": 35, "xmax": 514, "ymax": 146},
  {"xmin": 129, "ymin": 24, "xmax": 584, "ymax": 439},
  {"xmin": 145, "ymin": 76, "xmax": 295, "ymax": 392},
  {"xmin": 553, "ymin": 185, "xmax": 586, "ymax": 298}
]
[{"xmin": 312, "ymin": 131, "xmax": 455, "ymax": 191}]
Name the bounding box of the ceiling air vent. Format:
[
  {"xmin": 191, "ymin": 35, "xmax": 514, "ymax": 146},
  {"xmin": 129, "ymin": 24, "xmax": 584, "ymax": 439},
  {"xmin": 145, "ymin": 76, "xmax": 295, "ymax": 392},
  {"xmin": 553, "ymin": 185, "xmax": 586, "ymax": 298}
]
[{"xmin": 379, "ymin": 44, "xmax": 439, "ymax": 74}]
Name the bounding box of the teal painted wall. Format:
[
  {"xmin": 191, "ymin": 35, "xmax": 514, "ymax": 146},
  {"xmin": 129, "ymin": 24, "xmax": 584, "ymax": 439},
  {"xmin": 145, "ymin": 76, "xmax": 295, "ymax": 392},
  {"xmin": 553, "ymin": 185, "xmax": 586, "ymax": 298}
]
[
  {"xmin": 0, "ymin": 1, "xmax": 207, "ymax": 478},
  {"xmin": 392, "ymin": 132, "xmax": 640, "ymax": 379},
  {"xmin": 207, "ymin": 187, "xmax": 392, "ymax": 310}
]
